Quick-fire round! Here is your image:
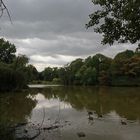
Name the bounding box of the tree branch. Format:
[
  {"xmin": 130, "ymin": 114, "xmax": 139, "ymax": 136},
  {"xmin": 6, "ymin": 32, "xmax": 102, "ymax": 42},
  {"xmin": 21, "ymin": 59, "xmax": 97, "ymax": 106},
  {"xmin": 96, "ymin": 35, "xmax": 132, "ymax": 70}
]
[{"xmin": 0, "ymin": 0, "xmax": 12, "ymax": 23}]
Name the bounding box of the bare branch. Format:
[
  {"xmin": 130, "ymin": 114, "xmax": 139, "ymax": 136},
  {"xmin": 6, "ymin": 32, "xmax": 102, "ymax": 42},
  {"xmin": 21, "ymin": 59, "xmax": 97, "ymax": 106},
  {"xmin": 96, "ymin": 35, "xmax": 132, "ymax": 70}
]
[{"xmin": 0, "ymin": 0, "xmax": 12, "ymax": 23}]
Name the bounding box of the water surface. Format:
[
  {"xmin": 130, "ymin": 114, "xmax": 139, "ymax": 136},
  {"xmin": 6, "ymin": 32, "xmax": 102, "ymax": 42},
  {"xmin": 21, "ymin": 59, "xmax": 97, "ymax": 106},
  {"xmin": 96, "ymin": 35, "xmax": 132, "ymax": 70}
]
[{"xmin": 0, "ymin": 86, "xmax": 140, "ymax": 140}]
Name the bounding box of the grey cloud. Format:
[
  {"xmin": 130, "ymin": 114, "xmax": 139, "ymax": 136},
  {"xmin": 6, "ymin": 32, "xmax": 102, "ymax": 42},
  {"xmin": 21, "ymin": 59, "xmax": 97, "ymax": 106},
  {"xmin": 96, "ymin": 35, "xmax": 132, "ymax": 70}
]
[
  {"xmin": 29, "ymin": 54, "xmax": 79, "ymax": 71},
  {"xmin": 100, "ymin": 43, "xmax": 138, "ymax": 58},
  {"xmin": 1, "ymin": 0, "xmax": 95, "ymax": 39},
  {"xmin": 0, "ymin": 0, "xmax": 137, "ymax": 71},
  {"xmin": 10, "ymin": 33, "xmax": 103, "ymax": 57},
  {"xmin": 0, "ymin": 20, "xmax": 86, "ymax": 39},
  {"xmin": 6, "ymin": 0, "xmax": 93, "ymax": 22}
]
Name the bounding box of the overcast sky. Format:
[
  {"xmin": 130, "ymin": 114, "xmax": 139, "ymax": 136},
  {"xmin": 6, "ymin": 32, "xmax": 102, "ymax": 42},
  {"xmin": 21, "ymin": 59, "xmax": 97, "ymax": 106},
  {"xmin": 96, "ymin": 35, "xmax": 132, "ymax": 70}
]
[{"xmin": 0, "ymin": 0, "xmax": 137, "ymax": 71}]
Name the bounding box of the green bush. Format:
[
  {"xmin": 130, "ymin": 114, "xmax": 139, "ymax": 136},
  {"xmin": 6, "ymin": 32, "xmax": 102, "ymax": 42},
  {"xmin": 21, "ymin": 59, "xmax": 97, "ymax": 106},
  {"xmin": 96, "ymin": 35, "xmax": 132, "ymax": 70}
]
[{"xmin": 0, "ymin": 65, "xmax": 27, "ymax": 91}]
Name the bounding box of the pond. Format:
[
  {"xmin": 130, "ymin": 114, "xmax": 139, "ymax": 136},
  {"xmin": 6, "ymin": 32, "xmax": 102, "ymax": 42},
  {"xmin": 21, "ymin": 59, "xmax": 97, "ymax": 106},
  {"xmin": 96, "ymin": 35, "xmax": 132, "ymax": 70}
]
[{"xmin": 0, "ymin": 86, "xmax": 140, "ymax": 140}]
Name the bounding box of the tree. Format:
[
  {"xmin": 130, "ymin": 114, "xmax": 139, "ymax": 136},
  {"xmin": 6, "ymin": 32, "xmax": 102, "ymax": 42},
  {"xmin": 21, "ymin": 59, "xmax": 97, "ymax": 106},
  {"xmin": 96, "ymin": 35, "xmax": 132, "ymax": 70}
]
[
  {"xmin": 58, "ymin": 67, "xmax": 70, "ymax": 85},
  {"xmin": 0, "ymin": 63, "xmax": 28, "ymax": 91},
  {"xmin": 0, "ymin": 38, "xmax": 16, "ymax": 64},
  {"xmin": 114, "ymin": 50, "xmax": 134, "ymax": 61},
  {"xmin": 68, "ymin": 58, "xmax": 84, "ymax": 84},
  {"xmin": 82, "ymin": 67, "xmax": 97, "ymax": 85},
  {"xmin": 42, "ymin": 67, "xmax": 53, "ymax": 81},
  {"xmin": 0, "ymin": 39, "xmax": 35, "ymax": 91},
  {"xmin": 13, "ymin": 55, "xmax": 29, "ymax": 69},
  {"xmin": 86, "ymin": 0, "xmax": 140, "ymax": 46},
  {"xmin": 26, "ymin": 65, "xmax": 38, "ymax": 82}
]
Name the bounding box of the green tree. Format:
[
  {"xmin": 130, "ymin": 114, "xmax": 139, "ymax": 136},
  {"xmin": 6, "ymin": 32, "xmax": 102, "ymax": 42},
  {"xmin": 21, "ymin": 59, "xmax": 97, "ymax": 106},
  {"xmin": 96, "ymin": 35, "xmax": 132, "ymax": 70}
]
[
  {"xmin": 26, "ymin": 65, "xmax": 38, "ymax": 82},
  {"xmin": 84, "ymin": 67, "xmax": 97, "ymax": 85},
  {"xmin": 86, "ymin": 54, "xmax": 112, "ymax": 84},
  {"xmin": 114, "ymin": 50, "xmax": 134, "ymax": 61},
  {"xmin": 0, "ymin": 38, "xmax": 16, "ymax": 64},
  {"xmin": 86, "ymin": 0, "xmax": 140, "ymax": 46},
  {"xmin": 52, "ymin": 67, "xmax": 59, "ymax": 79},
  {"xmin": 13, "ymin": 55, "xmax": 29, "ymax": 70},
  {"xmin": 76, "ymin": 65, "xmax": 88, "ymax": 85},
  {"xmin": 68, "ymin": 58, "xmax": 84, "ymax": 84},
  {"xmin": 0, "ymin": 39, "xmax": 33, "ymax": 91},
  {"xmin": 111, "ymin": 50, "xmax": 135, "ymax": 76},
  {"xmin": 58, "ymin": 67, "xmax": 70, "ymax": 85},
  {"xmin": 42, "ymin": 67, "xmax": 53, "ymax": 81},
  {"xmin": 0, "ymin": 64, "xmax": 28, "ymax": 91}
]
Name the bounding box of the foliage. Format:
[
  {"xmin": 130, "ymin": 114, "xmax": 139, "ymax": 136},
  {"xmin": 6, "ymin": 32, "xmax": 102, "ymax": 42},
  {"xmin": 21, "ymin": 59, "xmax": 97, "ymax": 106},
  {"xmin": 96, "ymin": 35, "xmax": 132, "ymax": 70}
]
[
  {"xmin": 0, "ymin": 64, "xmax": 27, "ymax": 91},
  {"xmin": 86, "ymin": 0, "xmax": 140, "ymax": 45},
  {"xmin": 0, "ymin": 38, "xmax": 39, "ymax": 91},
  {"xmin": 110, "ymin": 51, "xmax": 140, "ymax": 86},
  {"xmin": 1, "ymin": 38, "xmax": 140, "ymax": 89},
  {"xmin": 26, "ymin": 65, "xmax": 38, "ymax": 82},
  {"xmin": 0, "ymin": 38, "xmax": 16, "ymax": 64},
  {"xmin": 41, "ymin": 50, "xmax": 139, "ymax": 86},
  {"xmin": 40, "ymin": 67, "xmax": 59, "ymax": 82},
  {"xmin": 41, "ymin": 53, "xmax": 113, "ymax": 85},
  {"xmin": 114, "ymin": 50, "xmax": 134, "ymax": 61}
]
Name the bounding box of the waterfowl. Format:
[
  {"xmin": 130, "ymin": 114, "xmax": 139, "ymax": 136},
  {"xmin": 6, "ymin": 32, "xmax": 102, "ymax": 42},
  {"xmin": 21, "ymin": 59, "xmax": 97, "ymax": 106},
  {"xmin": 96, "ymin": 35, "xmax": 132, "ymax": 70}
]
[
  {"xmin": 88, "ymin": 111, "xmax": 93, "ymax": 115},
  {"xmin": 121, "ymin": 120, "xmax": 127, "ymax": 125},
  {"xmin": 77, "ymin": 132, "xmax": 86, "ymax": 137},
  {"xmin": 99, "ymin": 114, "xmax": 103, "ymax": 118},
  {"xmin": 89, "ymin": 115, "xmax": 94, "ymax": 120}
]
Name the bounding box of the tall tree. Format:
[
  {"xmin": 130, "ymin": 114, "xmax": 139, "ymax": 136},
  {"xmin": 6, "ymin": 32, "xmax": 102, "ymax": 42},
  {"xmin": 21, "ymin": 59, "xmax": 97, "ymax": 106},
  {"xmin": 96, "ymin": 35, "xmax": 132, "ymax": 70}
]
[
  {"xmin": 0, "ymin": 38, "xmax": 16, "ymax": 64},
  {"xmin": 86, "ymin": 0, "xmax": 140, "ymax": 46}
]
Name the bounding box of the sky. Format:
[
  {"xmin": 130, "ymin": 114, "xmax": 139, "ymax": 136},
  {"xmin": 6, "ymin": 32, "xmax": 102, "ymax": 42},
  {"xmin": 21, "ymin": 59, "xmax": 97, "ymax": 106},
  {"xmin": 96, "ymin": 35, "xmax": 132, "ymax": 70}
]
[{"xmin": 0, "ymin": 0, "xmax": 137, "ymax": 71}]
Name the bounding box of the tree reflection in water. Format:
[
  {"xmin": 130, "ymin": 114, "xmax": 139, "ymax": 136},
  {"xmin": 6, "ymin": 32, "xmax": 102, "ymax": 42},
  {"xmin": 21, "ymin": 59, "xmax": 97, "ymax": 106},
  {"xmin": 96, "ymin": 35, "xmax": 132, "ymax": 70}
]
[
  {"xmin": 0, "ymin": 91, "xmax": 37, "ymax": 139},
  {"xmin": 37, "ymin": 86, "xmax": 140, "ymax": 120},
  {"xmin": 0, "ymin": 86, "xmax": 140, "ymax": 140}
]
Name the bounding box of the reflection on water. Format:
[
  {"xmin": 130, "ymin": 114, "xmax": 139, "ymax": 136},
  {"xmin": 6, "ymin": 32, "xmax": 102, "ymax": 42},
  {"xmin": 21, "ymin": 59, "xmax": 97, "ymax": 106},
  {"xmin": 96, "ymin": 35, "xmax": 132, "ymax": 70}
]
[{"xmin": 0, "ymin": 86, "xmax": 140, "ymax": 140}]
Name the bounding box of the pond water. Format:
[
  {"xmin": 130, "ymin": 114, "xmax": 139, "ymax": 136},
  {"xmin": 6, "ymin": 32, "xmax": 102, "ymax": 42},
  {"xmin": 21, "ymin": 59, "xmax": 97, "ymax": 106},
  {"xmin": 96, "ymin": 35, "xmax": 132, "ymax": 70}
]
[{"xmin": 0, "ymin": 86, "xmax": 140, "ymax": 140}]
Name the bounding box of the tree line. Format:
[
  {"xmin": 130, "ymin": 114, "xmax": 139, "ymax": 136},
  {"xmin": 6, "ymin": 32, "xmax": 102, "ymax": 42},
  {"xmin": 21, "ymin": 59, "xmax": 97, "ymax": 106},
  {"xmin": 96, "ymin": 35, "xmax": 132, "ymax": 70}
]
[
  {"xmin": 0, "ymin": 38, "xmax": 140, "ymax": 91},
  {"xmin": 0, "ymin": 0, "xmax": 140, "ymax": 90},
  {"xmin": 40, "ymin": 49, "xmax": 140, "ymax": 86},
  {"xmin": 40, "ymin": 0, "xmax": 140, "ymax": 86}
]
